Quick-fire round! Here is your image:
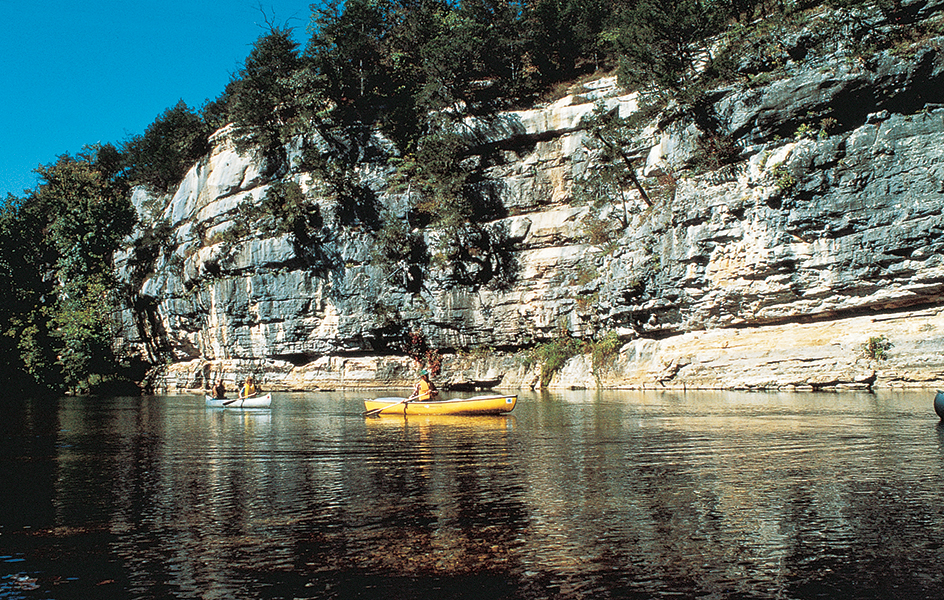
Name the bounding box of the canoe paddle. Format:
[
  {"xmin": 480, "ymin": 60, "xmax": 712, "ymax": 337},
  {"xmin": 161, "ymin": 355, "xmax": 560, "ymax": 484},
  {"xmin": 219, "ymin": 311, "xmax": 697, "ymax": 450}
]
[
  {"xmin": 227, "ymin": 392, "xmax": 256, "ymax": 405},
  {"xmin": 363, "ymin": 393, "xmax": 419, "ymax": 417}
]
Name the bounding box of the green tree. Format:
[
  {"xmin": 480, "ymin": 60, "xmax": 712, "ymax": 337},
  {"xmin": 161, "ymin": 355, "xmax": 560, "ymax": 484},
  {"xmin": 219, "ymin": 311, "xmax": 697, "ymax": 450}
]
[
  {"xmin": 524, "ymin": 0, "xmax": 611, "ymax": 85},
  {"xmin": 0, "ymin": 197, "xmax": 61, "ymax": 394},
  {"xmin": 227, "ymin": 27, "xmax": 303, "ymax": 168},
  {"xmin": 372, "ymin": 210, "xmax": 428, "ymax": 292},
  {"xmin": 31, "ymin": 148, "xmax": 138, "ymax": 393},
  {"xmin": 123, "ymin": 100, "xmax": 210, "ymax": 192},
  {"xmin": 35, "ymin": 150, "xmax": 136, "ymax": 282},
  {"xmin": 52, "ymin": 274, "xmax": 126, "ymax": 393},
  {"xmin": 307, "ymin": 0, "xmax": 396, "ymax": 115},
  {"xmin": 449, "ymin": 0, "xmax": 532, "ymax": 104},
  {"xmin": 200, "ymin": 87, "xmax": 234, "ymax": 132},
  {"xmin": 391, "ymin": 129, "xmax": 516, "ymax": 290},
  {"xmin": 606, "ymin": 0, "xmax": 729, "ymax": 102},
  {"xmin": 397, "ymin": 2, "xmax": 481, "ymax": 115},
  {"xmin": 577, "ymin": 104, "xmax": 653, "ymax": 231},
  {"xmin": 395, "ymin": 130, "xmax": 474, "ymax": 223},
  {"xmin": 530, "ymin": 335, "xmax": 584, "ymax": 387}
]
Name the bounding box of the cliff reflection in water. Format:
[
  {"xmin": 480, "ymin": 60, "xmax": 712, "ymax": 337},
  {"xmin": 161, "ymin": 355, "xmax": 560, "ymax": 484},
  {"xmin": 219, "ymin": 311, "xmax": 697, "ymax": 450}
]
[{"xmin": 2, "ymin": 390, "xmax": 943, "ymax": 599}]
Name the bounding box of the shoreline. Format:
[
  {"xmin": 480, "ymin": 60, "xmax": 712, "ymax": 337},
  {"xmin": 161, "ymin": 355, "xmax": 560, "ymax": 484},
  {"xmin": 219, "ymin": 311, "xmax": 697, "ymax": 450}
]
[{"xmin": 158, "ymin": 306, "xmax": 944, "ymax": 395}]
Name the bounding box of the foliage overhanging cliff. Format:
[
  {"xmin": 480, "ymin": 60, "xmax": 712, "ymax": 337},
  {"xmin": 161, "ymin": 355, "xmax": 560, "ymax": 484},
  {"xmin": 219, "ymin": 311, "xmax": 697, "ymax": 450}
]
[{"xmin": 3, "ymin": 0, "xmax": 944, "ymax": 394}]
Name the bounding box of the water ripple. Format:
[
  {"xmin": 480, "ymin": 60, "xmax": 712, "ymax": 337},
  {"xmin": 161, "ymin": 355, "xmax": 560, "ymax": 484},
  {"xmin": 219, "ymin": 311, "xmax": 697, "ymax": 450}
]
[{"xmin": 4, "ymin": 392, "xmax": 944, "ymax": 599}]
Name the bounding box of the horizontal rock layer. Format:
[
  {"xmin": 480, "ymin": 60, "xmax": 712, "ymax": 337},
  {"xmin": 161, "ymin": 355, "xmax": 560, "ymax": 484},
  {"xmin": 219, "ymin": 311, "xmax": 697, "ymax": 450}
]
[{"xmin": 117, "ymin": 13, "xmax": 944, "ymax": 392}]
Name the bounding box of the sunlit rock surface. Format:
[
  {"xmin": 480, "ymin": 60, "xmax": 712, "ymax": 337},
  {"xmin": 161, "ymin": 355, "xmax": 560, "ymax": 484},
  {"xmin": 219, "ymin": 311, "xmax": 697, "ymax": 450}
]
[{"xmin": 116, "ymin": 16, "xmax": 944, "ymax": 392}]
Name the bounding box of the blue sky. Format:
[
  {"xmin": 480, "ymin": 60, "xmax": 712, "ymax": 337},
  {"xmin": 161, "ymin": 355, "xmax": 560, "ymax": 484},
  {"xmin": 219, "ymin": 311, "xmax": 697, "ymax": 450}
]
[{"xmin": 1, "ymin": 1, "xmax": 309, "ymax": 200}]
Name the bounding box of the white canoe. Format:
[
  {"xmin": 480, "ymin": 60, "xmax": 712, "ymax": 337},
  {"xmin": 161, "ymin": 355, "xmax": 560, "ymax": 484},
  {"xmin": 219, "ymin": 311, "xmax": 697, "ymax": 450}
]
[{"xmin": 205, "ymin": 393, "xmax": 272, "ymax": 408}]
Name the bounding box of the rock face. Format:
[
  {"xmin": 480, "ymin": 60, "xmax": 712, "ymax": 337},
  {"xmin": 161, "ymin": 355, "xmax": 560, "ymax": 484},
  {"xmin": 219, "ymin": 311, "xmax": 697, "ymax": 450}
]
[{"xmin": 115, "ymin": 6, "xmax": 944, "ymax": 392}]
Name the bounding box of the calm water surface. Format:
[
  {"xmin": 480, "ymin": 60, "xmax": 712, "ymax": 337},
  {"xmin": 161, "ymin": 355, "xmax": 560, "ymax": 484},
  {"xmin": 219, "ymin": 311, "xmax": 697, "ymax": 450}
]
[{"xmin": 2, "ymin": 390, "xmax": 944, "ymax": 599}]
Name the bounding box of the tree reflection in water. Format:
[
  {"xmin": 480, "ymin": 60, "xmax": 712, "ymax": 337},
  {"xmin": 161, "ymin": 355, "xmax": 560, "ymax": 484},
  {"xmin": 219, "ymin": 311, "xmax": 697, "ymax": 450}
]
[{"xmin": 1, "ymin": 390, "xmax": 943, "ymax": 599}]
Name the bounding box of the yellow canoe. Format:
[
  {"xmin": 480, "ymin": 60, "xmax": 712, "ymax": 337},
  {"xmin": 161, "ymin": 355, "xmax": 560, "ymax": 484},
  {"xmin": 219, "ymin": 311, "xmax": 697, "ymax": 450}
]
[{"xmin": 363, "ymin": 394, "xmax": 517, "ymax": 416}]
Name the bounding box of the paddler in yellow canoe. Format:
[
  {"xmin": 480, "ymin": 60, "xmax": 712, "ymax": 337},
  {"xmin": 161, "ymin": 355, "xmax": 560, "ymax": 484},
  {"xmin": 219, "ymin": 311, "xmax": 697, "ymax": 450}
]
[{"xmin": 412, "ymin": 369, "xmax": 439, "ymax": 402}]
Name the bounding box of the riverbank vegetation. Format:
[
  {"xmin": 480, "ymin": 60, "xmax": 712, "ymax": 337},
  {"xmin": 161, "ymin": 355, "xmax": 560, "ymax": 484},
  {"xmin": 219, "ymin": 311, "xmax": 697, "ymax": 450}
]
[{"xmin": 0, "ymin": 0, "xmax": 912, "ymax": 395}]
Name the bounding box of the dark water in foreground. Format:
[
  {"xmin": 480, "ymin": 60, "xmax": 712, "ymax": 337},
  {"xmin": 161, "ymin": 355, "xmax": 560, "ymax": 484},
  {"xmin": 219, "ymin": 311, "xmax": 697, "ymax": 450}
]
[{"xmin": 2, "ymin": 390, "xmax": 944, "ymax": 599}]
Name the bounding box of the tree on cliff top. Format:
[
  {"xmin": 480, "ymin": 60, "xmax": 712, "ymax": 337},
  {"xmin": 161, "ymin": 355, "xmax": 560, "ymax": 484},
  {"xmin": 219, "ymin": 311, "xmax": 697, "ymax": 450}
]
[
  {"xmin": 123, "ymin": 100, "xmax": 210, "ymax": 193},
  {"xmin": 606, "ymin": 0, "xmax": 731, "ymax": 102},
  {"xmin": 227, "ymin": 26, "xmax": 304, "ymax": 170}
]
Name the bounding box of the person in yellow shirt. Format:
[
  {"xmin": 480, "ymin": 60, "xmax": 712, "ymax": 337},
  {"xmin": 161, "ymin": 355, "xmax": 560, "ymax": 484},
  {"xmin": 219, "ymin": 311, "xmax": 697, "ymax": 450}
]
[
  {"xmin": 413, "ymin": 369, "xmax": 439, "ymax": 401},
  {"xmin": 240, "ymin": 376, "xmax": 258, "ymax": 399}
]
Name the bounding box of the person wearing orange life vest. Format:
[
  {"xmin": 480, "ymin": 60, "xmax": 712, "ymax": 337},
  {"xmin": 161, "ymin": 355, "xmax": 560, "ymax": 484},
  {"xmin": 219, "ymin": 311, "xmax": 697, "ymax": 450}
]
[{"xmin": 413, "ymin": 369, "xmax": 439, "ymax": 401}]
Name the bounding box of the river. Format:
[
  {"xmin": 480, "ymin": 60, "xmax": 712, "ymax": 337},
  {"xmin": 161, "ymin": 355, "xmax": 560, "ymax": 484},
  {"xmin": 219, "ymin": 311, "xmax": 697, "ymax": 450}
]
[{"xmin": 2, "ymin": 389, "xmax": 944, "ymax": 599}]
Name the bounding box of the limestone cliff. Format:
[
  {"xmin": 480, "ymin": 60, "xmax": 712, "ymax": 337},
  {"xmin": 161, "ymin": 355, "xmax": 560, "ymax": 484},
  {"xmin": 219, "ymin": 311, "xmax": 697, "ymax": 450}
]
[{"xmin": 115, "ymin": 1, "xmax": 944, "ymax": 392}]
